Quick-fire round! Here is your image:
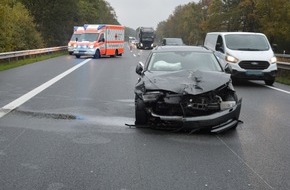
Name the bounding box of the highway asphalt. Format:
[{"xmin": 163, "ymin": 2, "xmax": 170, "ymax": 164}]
[{"xmin": 0, "ymin": 45, "xmax": 290, "ymax": 190}]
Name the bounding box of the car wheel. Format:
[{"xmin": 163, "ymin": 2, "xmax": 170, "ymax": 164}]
[
  {"xmin": 94, "ymin": 50, "xmax": 100, "ymax": 59},
  {"xmin": 75, "ymin": 55, "xmax": 80, "ymax": 58},
  {"xmin": 265, "ymin": 79, "xmax": 275, "ymax": 86},
  {"xmin": 135, "ymin": 95, "xmax": 147, "ymax": 125}
]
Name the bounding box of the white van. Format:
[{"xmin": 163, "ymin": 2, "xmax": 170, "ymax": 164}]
[{"xmin": 204, "ymin": 32, "xmax": 277, "ymax": 85}]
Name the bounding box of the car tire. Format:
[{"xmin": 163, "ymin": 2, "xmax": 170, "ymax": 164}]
[
  {"xmin": 94, "ymin": 50, "xmax": 100, "ymax": 59},
  {"xmin": 265, "ymin": 79, "xmax": 275, "ymax": 86},
  {"xmin": 75, "ymin": 55, "xmax": 81, "ymax": 58},
  {"xmin": 135, "ymin": 95, "xmax": 147, "ymax": 125}
]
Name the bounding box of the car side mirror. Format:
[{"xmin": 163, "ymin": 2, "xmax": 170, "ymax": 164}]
[
  {"xmin": 224, "ymin": 64, "xmax": 233, "ymax": 74},
  {"xmin": 136, "ymin": 63, "xmax": 143, "ymax": 75},
  {"xmin": 216, "ymin": 43, "xmax": 224, "ymax": 53}
]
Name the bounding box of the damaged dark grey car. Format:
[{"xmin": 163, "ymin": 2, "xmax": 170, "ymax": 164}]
[{"xmin": 134, "ymin": 46, "xmax": 242, "ymax": 133}]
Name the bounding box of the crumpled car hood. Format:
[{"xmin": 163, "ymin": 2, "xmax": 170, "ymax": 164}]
[{"xmin": 142, "ymin": 70, "xmax": 231, "ymax": 95}]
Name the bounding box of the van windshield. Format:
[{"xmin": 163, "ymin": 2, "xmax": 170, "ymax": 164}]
[
  {"xmin": 79, "ymin": 33, "xmax": 99, "ymax": 42},
  {"xmin": 70, "ymin": 34, "xmax": 81, "ymax": 41},
  {"xmin": 225, "ymin": 34, "xmax": 270, "ymax": 51}
]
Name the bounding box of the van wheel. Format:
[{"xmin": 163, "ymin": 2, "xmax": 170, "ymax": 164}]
[
  {"xmin": 94, "ymin": 50, "xmax": 100, "ymax": 59},
  {"xmin": 265, "ymin": 79, "xmax": 274, "ymax": 86}
]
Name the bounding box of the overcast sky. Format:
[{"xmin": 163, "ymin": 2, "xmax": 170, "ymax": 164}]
[{"xmin": 105, "ymin": 0, "xmax": 200, "ymax": 30}]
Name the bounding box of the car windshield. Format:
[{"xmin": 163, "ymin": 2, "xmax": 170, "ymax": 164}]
[
  {"xmin": 148, "ymin": 51, "xmax": 223, "ymax": 72},
  {"xmin": 225, "ymin": 34, "xmax": 270, "ymax": 51},
  {"xmin": 79, "ymin": 33, "xmax": 99, "ymax": 42}
]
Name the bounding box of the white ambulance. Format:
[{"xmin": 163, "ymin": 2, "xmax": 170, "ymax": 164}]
[
  {"xmin": 74, "ymin": 24, "xmax": 125, "ymax": 59},
  {"xmin": 68, "ymin": 26, "xmax": 84, "ymax": 55}
]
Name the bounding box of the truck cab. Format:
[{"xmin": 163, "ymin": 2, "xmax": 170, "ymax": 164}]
[{"xmin": 136, "ymin": 27, "xmax": 155, "ymax": 49}]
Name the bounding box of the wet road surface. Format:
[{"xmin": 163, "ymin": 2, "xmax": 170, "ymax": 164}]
[{"xmin": 0, "ymin": 45, "xmax": 290, "ymax": 190}]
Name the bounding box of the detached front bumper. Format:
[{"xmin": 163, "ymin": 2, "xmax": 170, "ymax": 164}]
[{"xmin": 150, "ymin": 99, "xmax": 242, "ymax": 133}]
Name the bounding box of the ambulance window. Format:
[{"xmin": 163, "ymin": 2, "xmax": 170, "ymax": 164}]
[{"xmin": 99, "ymin": 33, "xmax": 104, "ymax": 42}]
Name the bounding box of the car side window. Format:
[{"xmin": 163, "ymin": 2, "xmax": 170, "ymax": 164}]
[{"xmin": 162, "ymin": 39, "xmax": 166, "ymax": 46}]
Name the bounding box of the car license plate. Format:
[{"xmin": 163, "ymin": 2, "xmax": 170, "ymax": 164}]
[{"xmin": 246, "ymin": 70, "xmax": 263, "ymax": 76}]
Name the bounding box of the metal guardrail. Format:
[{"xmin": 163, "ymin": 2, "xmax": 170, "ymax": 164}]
[
  {"xmin": 0, "ymin": 46, "xmax": 67, "ymax": 61},
  {"xmin": 277, "ymin": 62, "xmax": 290, "ymax": 70},
  {"xmin": 276, "ymin": 54, "xmax": 290, "ymax": 71},
  {"xmin": 0, "ymin": 47, "xmax": 290, "ymax": 71},
  {"xmin": 276, "ymin": 54, "xmax": 290, "ymax": 58}
]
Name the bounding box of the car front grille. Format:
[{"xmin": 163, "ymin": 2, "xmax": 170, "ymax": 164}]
[
  {"xmin": 154, "ymin": 94, "xmax": 220, "ymax": 117},
  {"xmin": 239, "ymin": 61, "xmax": 270, "ymax": 70}
]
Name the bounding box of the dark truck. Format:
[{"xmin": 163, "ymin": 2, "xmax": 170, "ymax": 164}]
[{"xmin": 136, "ymin": 27, "xmax": 155, "ymax": 49}]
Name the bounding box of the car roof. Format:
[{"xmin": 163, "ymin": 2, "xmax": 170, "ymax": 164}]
[{"xmin": 152, "ymin": 45, "xmax": 212, "ymax": 53}]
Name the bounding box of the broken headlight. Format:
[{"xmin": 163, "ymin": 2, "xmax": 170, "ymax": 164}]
[
  {"xmin": 142, "ymin": 91, "xmax": 164, "ymax": 102},
  {"xmin": 216, "ymin": 96, "xmax": 236, "ymax": 110}
]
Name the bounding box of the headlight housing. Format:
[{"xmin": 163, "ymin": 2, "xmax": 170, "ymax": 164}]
[
  {"xmin": 226, "ymin": 55, "xmax": 239, "ymax": 63},
  {"xmin": 270, "ymin": 56, "xmax": 277, "ymax": 64},
  {"xmin": 142, "ymin": 91, "xmax": 163, "ymax": 102}
]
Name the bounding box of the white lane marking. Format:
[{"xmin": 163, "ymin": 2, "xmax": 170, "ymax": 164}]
[
  {"xmin": 0, "ymin": 59, "xmax": 91, "ymax": 119},
  {"xmin": 217, "ymin": 136, "xmax": 274, "ymax": 189},
  {"xmin": 264, "ymin": 85, "xmax": 290, "ymax": 95}
]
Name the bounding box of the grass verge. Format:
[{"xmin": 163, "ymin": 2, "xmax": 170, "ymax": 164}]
[
  {"xmin": 0, "ymin": 51, "xmax": 67, "ymax": 71},
  {"xmin": 276, "ymin": 70, "xmax": 290, "ymax": 85}
]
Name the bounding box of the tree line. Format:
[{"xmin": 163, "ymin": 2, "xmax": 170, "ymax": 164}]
[
  {"xmin": 156, "ymin": 0, "xmax": 290, "ymax": 53},
  {"xmin": 0, "ymin": 0, "xmax": 118, "ymax": 52},
  {"xmin": 1, "ymin": 0, "xmax": 289, "ymax": 53}
]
